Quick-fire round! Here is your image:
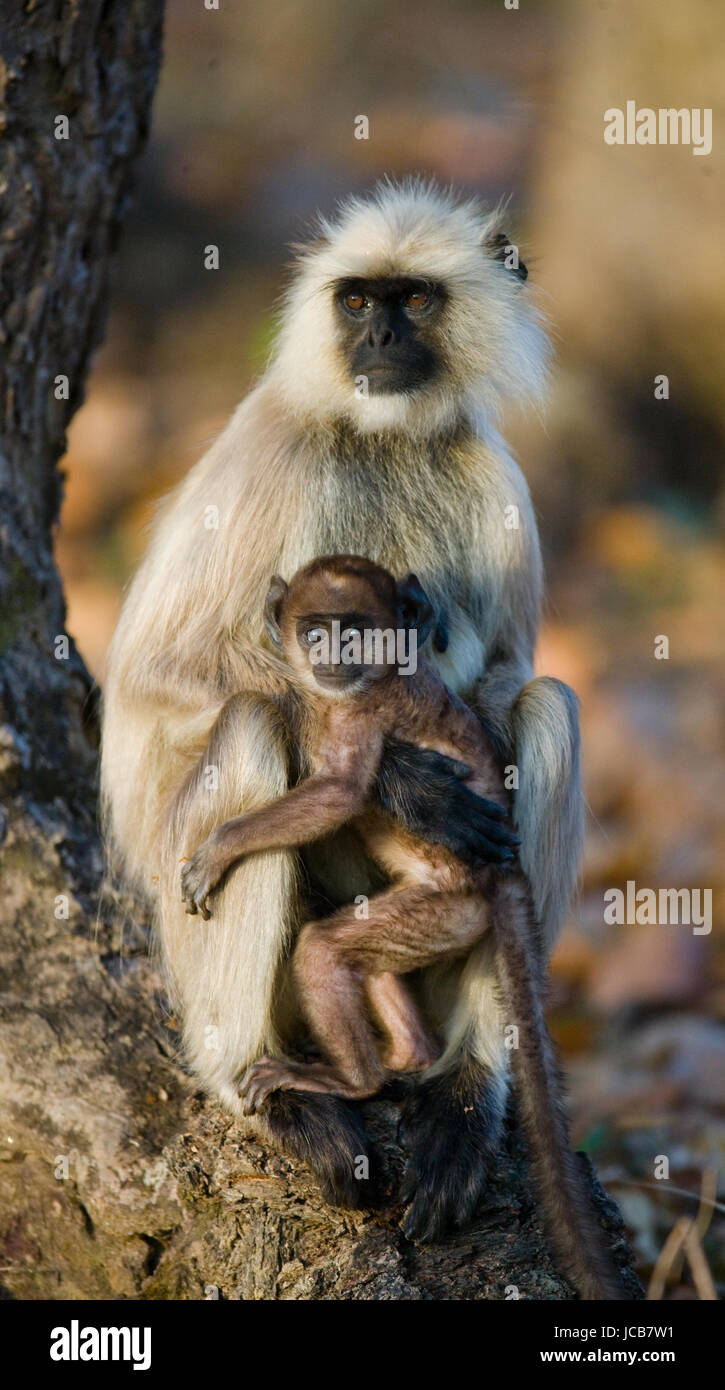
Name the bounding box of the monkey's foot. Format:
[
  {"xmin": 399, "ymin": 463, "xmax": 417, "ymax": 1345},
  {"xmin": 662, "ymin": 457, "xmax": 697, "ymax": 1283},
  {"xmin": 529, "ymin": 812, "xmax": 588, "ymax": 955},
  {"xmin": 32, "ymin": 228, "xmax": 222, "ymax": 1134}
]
[
  {"xmin": 257, "ymin": 1087, "xmax": 373, "ymax": 1210},
  {"xmin": 238, "ymin": 1056, "xmax": 377, "ymax": 1114},
  {"xmin": 180, "ymin": 842, "xmax": 225, "ymax": 920},
  {"xmin": 398, "ymin": 1062, "xmax": 504, "ymax": 1242}
]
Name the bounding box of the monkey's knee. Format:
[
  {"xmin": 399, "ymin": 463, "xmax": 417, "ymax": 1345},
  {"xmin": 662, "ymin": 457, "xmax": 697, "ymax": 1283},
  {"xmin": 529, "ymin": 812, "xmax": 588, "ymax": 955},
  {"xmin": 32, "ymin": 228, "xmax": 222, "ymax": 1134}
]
[
  {"xmin": 511, "ymin": 675, "xmax": 582, "ymax": 826},
  {"xmin": 207, "ymin": 691, "xmax": 292, "ymax": 795},
  {"xmin": 513, "ymin": 676, "xmax": 580, "ymax": 776},
  {"xmin": 292, "ymin": 921, "xmax": 336, "ymax": 991},
  {"xmin": 172, "ymin": 691, "xmax": 291, "ymax": 847},
  {"xmin": 511, "ymin": 675, "xmax": 584, "ymax": 945}
]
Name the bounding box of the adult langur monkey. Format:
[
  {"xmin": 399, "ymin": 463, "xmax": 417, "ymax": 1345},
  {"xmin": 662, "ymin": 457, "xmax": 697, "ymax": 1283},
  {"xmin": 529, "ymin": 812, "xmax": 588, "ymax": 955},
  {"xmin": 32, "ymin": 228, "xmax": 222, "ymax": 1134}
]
[{"xmin": 101, "ymin": 180, "xmax": 584, "ymax": 1243}]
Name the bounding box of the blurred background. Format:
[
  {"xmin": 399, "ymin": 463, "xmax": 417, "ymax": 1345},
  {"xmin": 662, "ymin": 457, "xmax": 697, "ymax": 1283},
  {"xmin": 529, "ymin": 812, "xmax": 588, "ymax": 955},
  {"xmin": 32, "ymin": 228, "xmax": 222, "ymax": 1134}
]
[{"xmin": 57, "ymin": 0, "xmax": 725, "ymax": 1295}]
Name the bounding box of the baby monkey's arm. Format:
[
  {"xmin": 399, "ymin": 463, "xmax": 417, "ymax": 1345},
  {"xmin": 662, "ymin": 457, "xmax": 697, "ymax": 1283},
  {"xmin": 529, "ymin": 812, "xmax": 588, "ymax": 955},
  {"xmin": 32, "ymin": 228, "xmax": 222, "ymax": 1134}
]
[{"xmin": 181, "ymin": 730, "xmax": 383, "ymax": 920}]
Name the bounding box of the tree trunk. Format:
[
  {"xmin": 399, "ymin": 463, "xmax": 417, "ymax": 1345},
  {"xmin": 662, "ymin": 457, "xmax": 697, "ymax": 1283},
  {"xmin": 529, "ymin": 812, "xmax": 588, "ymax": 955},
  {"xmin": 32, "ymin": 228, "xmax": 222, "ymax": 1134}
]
[{"xmin": 0, "ymin": 1, "xmax": 640, "ymax": 1301}]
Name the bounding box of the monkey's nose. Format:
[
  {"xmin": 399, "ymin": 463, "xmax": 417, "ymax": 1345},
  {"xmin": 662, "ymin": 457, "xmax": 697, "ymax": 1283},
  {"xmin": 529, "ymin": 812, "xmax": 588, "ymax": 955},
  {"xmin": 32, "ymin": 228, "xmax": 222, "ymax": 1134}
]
[{"xmin": 368, "ymin": 325, "xmax": 394, "ymax": 349}]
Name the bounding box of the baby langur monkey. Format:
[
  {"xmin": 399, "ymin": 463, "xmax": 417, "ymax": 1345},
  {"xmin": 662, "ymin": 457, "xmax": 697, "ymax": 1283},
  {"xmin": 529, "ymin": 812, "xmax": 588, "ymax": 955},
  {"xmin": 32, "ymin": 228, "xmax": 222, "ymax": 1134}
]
[
  {"xmin": 183, "ymin": 555, "xmax": 505, "ymax": 1096},
  {"xmin": 181, "ymin": 556, "xmax": 625, "ymax": 1299}
]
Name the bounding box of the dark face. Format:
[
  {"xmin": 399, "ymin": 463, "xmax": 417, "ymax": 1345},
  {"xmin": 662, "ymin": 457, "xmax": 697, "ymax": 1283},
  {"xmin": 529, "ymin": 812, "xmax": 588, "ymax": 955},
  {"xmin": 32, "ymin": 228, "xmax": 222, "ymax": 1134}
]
[
  {"xmin": 334, "ymin": 276, "xmax": 446, "ymax": 395},
  {"xmin": 295, "ymin": 605, "xmax": 390, "ymax": 692}
]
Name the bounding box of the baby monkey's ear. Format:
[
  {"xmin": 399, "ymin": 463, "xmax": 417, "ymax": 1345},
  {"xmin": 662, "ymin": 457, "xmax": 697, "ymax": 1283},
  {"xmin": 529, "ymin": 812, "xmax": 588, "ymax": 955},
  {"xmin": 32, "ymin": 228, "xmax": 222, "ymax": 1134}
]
[
  {"xmin": 396, "ymin": 573, "xmax": 435, "ymax": 646},
  {"xmin": 264, "ymin": 575, "xmax": 288, "ymax": 647}
]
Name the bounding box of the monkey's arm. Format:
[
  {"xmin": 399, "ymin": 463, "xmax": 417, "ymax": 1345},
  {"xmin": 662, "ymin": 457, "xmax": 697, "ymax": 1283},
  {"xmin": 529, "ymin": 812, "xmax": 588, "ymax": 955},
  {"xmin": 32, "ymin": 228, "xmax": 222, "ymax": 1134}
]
[{"xmin": 181, "ymin": 739, "xmax": 382, "ymax": 920}]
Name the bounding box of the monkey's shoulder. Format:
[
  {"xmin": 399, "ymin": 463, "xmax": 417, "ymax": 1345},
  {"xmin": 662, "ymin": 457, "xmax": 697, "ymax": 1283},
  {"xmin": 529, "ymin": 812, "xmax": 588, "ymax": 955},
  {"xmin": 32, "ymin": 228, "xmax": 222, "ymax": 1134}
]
[{"xmin": 391, "ymin": 664, "xmax": 480, "ymax": 741}]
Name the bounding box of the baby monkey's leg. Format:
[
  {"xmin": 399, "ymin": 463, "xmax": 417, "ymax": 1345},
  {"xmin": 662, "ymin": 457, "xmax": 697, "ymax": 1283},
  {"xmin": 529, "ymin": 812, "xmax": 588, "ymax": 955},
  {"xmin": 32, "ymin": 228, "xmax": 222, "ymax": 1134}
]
[
  {"xmin": 364, "ymin": 973, "xmax": 440, "ymax": 1072},
  {"xmin": 238, "ymin": 884, "xmax": 488, "ymax": 1112}
]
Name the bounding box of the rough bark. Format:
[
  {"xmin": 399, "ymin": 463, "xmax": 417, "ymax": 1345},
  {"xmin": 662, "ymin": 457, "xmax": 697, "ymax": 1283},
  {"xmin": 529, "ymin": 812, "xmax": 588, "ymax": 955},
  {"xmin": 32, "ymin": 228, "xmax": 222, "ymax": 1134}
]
[{"xmin": 0, "ymin": 1, "xmax": 640, "ymax": 1301}]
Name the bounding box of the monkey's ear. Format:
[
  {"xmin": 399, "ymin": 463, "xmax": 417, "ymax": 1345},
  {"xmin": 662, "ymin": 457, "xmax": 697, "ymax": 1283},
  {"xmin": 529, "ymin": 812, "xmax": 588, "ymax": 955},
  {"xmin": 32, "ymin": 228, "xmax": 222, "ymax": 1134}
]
[
  {"xmin": 264, "ymin": 575, "xmax": 288, "ymax": 648},
  {"xmin": 484, "ymin": 230, "xmax": 528, "ymax": 281},
  {"xmin": 396, "ymin": 573, "xmax": 435, "ymax": 646}
]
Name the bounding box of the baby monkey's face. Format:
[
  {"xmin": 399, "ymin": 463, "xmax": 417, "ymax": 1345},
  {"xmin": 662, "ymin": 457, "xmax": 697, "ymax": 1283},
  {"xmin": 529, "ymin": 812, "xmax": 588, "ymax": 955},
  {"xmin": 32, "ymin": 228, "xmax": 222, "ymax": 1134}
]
[
  {"xmin": 264, "ymin": 558, "xmax": 435, "ymax": 698},
  {"xmin": 294, "ymin": 603, "xmax": 396, "ymax": 694}
]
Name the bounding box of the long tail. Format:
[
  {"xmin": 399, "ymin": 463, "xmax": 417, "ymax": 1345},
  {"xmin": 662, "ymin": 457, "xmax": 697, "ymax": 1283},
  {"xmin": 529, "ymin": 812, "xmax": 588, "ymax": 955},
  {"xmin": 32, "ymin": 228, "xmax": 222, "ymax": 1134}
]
[{"xmin": 490, "ymin": 874, "xmax": 627, "ymax": 1300}]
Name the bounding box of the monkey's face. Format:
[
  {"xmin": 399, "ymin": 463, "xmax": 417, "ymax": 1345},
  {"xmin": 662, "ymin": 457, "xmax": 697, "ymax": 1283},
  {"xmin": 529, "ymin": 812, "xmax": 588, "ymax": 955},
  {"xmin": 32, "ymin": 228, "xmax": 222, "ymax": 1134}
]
[
  {"xmin": 293, "ymin": 605, "xmax": 395, "ymax": 693},
  {"xmin": 287, "ymin": 569, "xmax": 401, "ymax": 694},
  {"xmin": 333, "ymin": 277, "xmax": 444, "ymax": 396},
  {"xmin": 269, "ymin": 182, "xmax": 549, "ymax": 438},
  {"xmin": 264, "ymin": 559, "xmax": 434, "ymax": 697}
]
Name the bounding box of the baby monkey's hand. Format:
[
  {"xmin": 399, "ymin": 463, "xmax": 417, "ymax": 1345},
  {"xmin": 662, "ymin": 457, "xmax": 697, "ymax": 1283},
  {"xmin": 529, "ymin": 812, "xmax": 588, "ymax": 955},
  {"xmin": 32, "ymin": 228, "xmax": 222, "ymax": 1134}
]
[{"xmin": 181, "ymin": 834, "xmax": 230, "ymax": 920}]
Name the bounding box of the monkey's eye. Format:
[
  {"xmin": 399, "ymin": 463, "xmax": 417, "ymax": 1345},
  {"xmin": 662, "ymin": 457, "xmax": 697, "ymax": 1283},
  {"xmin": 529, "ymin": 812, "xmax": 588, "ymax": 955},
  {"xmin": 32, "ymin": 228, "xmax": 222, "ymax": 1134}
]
[
  {"xmin": 405, "ymin": 288, "xmax": 431, "ymax": 311},
  {"xmin": 343, "ymin": 291, "xmax": 368, "ymax": 312},
  {"xmin": 341, "ymin": 627, "xmax": 362, "ymax": 642},
  {"xmin": 305, "ymin": 627, "xmax": 326, "ymax": 644}
]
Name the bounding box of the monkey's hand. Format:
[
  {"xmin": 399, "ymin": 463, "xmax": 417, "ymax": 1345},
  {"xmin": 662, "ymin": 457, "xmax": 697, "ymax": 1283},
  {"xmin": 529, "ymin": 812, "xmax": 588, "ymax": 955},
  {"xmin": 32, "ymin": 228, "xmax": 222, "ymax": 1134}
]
[
  {"xmin": 375, "ymin": 738, "xmax": 519, "ymax": 868},
  {"xmin": 181, "ymin": 836, "xmax": 231, "ymax": 920}
]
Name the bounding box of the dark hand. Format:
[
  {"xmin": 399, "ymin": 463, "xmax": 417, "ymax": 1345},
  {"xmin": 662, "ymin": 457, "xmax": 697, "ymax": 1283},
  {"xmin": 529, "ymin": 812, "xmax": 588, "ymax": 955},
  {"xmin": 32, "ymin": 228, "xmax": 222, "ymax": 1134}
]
[
  {"xmin": 181, "ymin": 835, "xmax": 229, "ymax": 920},
  {"xmin": 374, "ymin": 738, "xmax": 519, "ymax": 869}
]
